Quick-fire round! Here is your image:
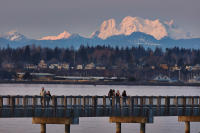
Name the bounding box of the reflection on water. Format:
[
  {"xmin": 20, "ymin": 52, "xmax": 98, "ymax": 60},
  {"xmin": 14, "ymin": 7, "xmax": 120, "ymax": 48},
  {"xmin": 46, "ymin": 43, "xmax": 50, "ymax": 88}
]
[{"xmin": 0, "ymin": 84, "xmax": 200, "ymax": 133}]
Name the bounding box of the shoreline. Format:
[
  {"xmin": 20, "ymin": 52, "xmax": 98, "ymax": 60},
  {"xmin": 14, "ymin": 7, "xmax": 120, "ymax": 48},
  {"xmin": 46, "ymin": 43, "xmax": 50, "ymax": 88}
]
[{"xmin": 0, "ymin": 80, "xmax": 200, "ymax": 86}]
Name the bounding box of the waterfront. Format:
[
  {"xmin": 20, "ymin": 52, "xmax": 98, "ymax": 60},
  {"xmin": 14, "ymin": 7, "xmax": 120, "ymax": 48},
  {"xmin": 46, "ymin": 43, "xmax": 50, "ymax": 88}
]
[{"xmin": 0, "ymin": 84, "xmax": 200, "ymax": 133}]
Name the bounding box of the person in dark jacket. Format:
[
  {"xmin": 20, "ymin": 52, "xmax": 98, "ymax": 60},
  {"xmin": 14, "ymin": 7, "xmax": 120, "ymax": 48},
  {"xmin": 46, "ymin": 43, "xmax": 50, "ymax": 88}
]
[
  {"xmin": 46, "ymin": 91, "xmax": 52, "ymax": 107},
  {"xmin": 108, "ymin": 89, "xmax": 113, "ymax": 106},
  {"xmin": 116, "ymin": 90, "xmax": 120, "ymax": 107},
  {"xmin": 122, "ymin": 90, "xmax": 127, "ymax": 105}
]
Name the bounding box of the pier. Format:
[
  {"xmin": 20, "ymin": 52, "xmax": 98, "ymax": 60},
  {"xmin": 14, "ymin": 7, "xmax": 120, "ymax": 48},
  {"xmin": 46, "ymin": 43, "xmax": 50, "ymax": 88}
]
[{"xmin": 0, "ymin": 95, "xmax": 200, "ymax": 133}]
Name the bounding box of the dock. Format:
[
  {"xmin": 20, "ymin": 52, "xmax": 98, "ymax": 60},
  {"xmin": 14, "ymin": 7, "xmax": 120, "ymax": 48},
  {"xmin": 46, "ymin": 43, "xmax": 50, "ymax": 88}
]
[{"xmin": 0, "ymin": 95, "xmax": 200, "ymax": 133}]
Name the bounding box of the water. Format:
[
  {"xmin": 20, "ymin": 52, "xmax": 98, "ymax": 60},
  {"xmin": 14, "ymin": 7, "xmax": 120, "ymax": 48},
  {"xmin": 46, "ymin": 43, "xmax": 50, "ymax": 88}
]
[{"xmin": 0, "ymin": 84, "xmax": 200, "ymax": 133}]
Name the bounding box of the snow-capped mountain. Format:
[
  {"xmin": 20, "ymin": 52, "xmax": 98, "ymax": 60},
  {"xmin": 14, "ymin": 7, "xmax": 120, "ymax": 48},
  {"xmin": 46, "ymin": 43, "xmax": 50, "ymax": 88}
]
[
  {"xmin": 39, "ymin": 30, "xmax": 71, "ymax": 40},
  {"xmin": 91, "ymin": 16, "xmax": 191, "ymax": 40},
  {"xmin": 0, "ymin": 16, "xmax": 199, "ymax": 49},
  {"xmin": 0, "ymin": 31, "xmax": 199, "ymax": 49},
  {"xmin": 1, "ymin": 30, "xmax": 27, "ymax": 41}
]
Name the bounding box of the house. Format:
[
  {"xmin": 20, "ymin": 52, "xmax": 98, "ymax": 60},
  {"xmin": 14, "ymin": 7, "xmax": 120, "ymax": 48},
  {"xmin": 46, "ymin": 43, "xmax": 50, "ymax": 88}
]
[
  {"xmin": 170, "ymin": 64, "xmax": 181, "ymax": 71},
  {"xmin": 191, "ymin": 64, "xmax": 200, "ymax": 71},
  {"xmin": 160, "ymin": 64, "xmax": 168, "ymax": 70},
  {"xmin": 38, "ymin": 60, "xmax": 47, "ymax": 69},
  {"xmin": 49, "ymin": 64, "xmax": 56, "ymax": 69},
  {"xmin": 185, "ymin": 65, "xmax": 192, "ymax": 71},
  {"xmin": 49, "ymin": 63, "xmax": 69, "ymax": 70},
  {"xmin": 76, "ymin": 65, "xmax": 83, "ymax": 70},
  {"xmin": 61, "ymin": 63, "xmax": 69, "ymax": 70},
  {"xmin": 24, "ymin": 64, "xmax": 37, "ymax": 70},
  {"xmin": 85, "ymin": 63, "xmax": 95, "ymax": 70}
]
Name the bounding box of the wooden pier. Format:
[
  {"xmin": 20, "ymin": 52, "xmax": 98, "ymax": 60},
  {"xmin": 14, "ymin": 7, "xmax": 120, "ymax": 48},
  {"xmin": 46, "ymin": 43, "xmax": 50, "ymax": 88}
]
[{"xmin": 0, "ymin": 95, "xmax": 200, "ymax": 133}]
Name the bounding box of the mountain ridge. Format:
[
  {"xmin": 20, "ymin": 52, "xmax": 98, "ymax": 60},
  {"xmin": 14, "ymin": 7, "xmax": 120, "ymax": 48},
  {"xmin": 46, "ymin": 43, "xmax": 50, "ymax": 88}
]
[{"xmin": 0, "ymin": 31, "xmax": 200, "ymax": 50}]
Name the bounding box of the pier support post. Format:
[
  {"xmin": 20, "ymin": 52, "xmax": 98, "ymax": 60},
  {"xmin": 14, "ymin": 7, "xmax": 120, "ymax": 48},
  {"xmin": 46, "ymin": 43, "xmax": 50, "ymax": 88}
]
[
  {"xmin": 32, "ymin": 117, "xmax": 77, "ymax": 133},
  {"xmin": 40, "ymin": 124, "xmax": 46, "ymax": 133},
  {"xmin": 65, "ymin": 124, "xmax": 70, "ymax": 133},
  {"xmin": 185, "ymin": 122, "xmax": 190, "ymax": 133},
  {"xmin": 140, "ymin": 123, "xmax": 145, "ymax": 133},
  {"xmin": 116, "ymin": 122, "xmax": 121, "ymax": 133},
  {"xmin": 178, "ymin": 116, "xmax": 200, "ymax": 133}
]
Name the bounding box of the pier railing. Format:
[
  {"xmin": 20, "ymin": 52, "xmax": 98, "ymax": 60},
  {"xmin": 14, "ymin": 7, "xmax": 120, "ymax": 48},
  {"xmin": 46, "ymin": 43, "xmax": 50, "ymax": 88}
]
[
  {"xmin": 0, "ymin": 95, "xmax": 200, "ymax": 108},
  {"xmin": 0, "ymin": 95, "xmax": 200, "ymax": 118}
]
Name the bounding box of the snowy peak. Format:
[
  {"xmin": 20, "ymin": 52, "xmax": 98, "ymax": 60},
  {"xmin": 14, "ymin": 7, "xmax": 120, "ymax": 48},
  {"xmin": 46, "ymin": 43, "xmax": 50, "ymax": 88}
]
[
  {"xmin": 97, "ymin": 18, "xmax": 119, "ymax": 39},
  {"xmin": 93, "ymin": 16, "xmax": 190, "ymax": 40},
  {"xmin": 119, "ymin": 16, "xmax": 168, "ymax": 40},
  {"xmin": 39, "ymin": 30, "xmax": 71, "ymax": 40},
  {"xmin": 2, "ymin": 30, "xmax": 27, "ymax": 41}
]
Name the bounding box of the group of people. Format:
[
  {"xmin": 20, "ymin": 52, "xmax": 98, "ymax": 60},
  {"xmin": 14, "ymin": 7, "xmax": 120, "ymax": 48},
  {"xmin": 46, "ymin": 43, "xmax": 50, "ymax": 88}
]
[
  {"xmin": 39, "ymin": 87, "xmax": 127, "ymax": 107},
  {"xmin": 40, "ymin": 87, "xmax": 52, "ymax": 106},
  {"xmin": 108, "ymin": 89, "xmax": 127, "ymax": 106}
]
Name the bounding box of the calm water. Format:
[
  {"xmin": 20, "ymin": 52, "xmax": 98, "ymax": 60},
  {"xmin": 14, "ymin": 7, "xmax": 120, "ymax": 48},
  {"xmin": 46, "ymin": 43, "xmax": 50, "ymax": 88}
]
[{"xmin": 0, "ymin": 84, "xmax": 200, "ymax": 133}]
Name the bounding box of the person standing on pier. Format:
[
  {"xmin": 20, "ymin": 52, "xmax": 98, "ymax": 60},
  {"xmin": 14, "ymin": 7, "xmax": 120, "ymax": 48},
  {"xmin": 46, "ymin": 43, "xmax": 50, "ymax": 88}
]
[
  {"xmin": 108, "ymin": 89, "xmax": 113, "ymax": 106},
  {"xmin": 46, "ymin": 91, "xmax": 52, "ymax": 107},
  {"xmin": 122, "ymin": 90, "xmax": 127, "ymax": 105},
  {"xmin": 116, "ymin": 90, "xmax": 120, "ymax": 107},
  {"xmin": 40, "ymin": 87, "xmax": 46, "ymax": 106}
]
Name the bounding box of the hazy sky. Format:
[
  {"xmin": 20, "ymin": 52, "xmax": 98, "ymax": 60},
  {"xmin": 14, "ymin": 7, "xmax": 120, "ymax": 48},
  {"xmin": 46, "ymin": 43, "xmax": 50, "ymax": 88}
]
[{"xmin": 0, "ymin": 0, "xmax": 199, "ymax": 39}]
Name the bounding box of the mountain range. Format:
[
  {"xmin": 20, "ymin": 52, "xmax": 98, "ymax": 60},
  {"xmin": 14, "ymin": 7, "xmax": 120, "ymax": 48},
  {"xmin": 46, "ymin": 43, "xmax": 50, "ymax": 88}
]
[{"xmin": 0, "ymin": 16, "xmax": 200, "ymax": 49}]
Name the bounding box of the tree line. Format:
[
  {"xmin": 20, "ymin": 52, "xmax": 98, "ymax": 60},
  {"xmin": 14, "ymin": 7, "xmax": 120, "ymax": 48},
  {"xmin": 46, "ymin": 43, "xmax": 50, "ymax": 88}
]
[{"xmin": 0, "ymin": 45, "xmax": 200, "ymax": 69}]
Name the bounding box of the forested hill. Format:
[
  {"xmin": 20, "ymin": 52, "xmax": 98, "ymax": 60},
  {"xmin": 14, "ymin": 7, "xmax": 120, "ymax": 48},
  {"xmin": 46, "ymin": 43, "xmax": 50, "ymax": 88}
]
[{"xmin": 1, "ymin": 45, "xmax": 200, "ymax": 68}]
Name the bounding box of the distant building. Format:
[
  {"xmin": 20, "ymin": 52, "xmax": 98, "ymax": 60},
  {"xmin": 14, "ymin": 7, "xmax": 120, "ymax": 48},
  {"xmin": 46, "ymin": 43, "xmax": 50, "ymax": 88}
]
[
  {"xmin": 38, "ymin": 60, "xmax": 47, "ymax": 69},
  {"xmin": 191, "ymin": 64, "xmax": 200, "ymax": 71},
  {"xmin": 76, "ymin": 65, "xmax": 83, "ymax": 70},
  {"xmin": 185, "ymin": 65, "xmax": 192, "ymax": 71},
  {"xmin": 160, "ymin": 64, "xmax": 168, "ymax": 70},
  {"xmin": 24, "ymin": 64, "xmax": 37, "ymax": 70},
  {"xmin": 170, "ymin": 64, "xmax": 181, "ymax": 71},
  {"xmin": 153, "ymin": 75, "xmax": 176, "ymax": 82},
  {"xmin": 49, "ymin": 64, "xmax": 56, "ymax": 69},
  {"xmin": 85, "ymin": 63, "xmax": 95, "ymax": 70},
  {"xmin": 49, "ymin": 63, "xmax": 69, "ymax": 70},
  {"xmin": 61, "ymin": 63, "xmax": 69, "ymax": 70}
]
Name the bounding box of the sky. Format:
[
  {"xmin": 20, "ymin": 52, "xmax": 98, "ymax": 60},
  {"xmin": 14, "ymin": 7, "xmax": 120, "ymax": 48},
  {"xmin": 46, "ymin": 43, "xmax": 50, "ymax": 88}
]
[{"xmin": 0, "ymin": 0, "xmax": 199, "ymax": 39}]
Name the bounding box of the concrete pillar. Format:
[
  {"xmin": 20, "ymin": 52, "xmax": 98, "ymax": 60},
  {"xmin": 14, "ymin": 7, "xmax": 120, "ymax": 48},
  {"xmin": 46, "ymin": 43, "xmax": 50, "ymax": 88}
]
[
  {"xmin": 116, "ymin": 122, "xmax": 121, "ymax": 133},
  {"xmin": 65, "ymin": 124, "xmax": 70, "ymax": 133},
  {"xmin": 40, "ymin": 124, "xmax": 46, "ymax": 133},
  {"xmin": 185, "ymin": 121, "xmax": 190, "ymax": 133},
  {"xmin": 140, "ymin": 123, "xmax": 145, "ymax": 133}
]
